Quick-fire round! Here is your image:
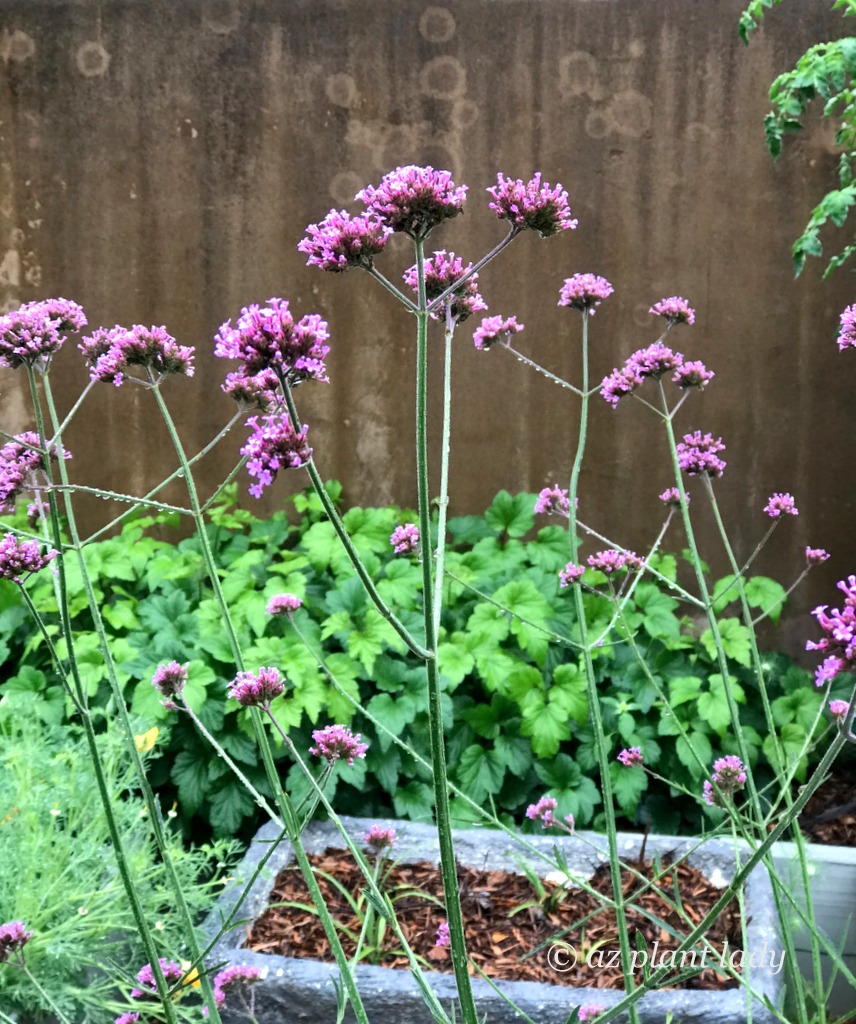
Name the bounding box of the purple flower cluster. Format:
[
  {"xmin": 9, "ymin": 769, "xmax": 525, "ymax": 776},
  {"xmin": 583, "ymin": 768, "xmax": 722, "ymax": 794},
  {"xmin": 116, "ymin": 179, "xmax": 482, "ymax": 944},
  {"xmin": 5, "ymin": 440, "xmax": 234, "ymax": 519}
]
[
  {"xmin": 525, "ymin": 794, "xmax": 558, "ymax": 827},
  {"xmin": 114, "ymin": 1013, "xmax": 140, "ymax": 1024},
  {"xmin": 215, "ymin": 299, "xmax": 330, "ymax": 386},
  {"xmin": 266, "ymin": 593, "xmax": 303, "ymax": 616},
  {"xmin": 228, "ymin": 667, "xmax": 285, "ymax": 708},
  {"xmin": 578, "ymin": 1006, "xmax": 607, "ymax": 1023},
  {"xmin": 702, "ymin": 755, "xmax": 747, "ymax": 808},
  {"xmin": 221, "ymin": 369, "xmax": 280, "ymax": 411},
  {"xmin": 403, "ymin": 250, "xmax": 487, "ymax": 323},
  {"xmin": 676, "ymin": 431, "xmax": 727, "ymax": 477},
  {"xmin": 601, "ymin": 343, "xmax": 712, "ymax": 408},
  {"xmin": 0, "ymin": 533, "xmax": 56, "ymax": 583},
  {"xmin": 617, "ymin": 747, "xmax": 644, "ymax": 767},
  {"xmin": 209, "ymin": 964, "xmax": 262, "ymax": 1010},
  {"xmin": 649, "ymin": 296, "xmax": 695, "ymax": 325},
  {"xmin": 472, "ymin": 315, "xmax": 524, "ymax": 351},
  {"xmin": 838, "ymin": 303, "xmax": 856, "ymax": 351},
  {"xmin": 586, "ymin": 549, "xmax": 639, "ymax": 575},
  {"xmin": 486, "ymin": 173, "xmax": 577, "ymax": 237},
  {"xmin": 298, "ymin": 209, "xmax": 392, "ymax": 272},
  {"xmin": 535, "ymin": 485, "xmax": 571, "ymax": 517},
  {"xmin": 0, "ymin": 298, "xmax": 87, "ymax": 370},
  {"xmin": 0, "ymin": 920, "xmax": 32, "ymax": 962},
  {"xmin": 806, "ymin": 546, "xmax": 830, "ymax": 567},
  {"xmin": 559, "ymin": 562, "xmax": 585, "ymax": 587},
  {"xmin": 310, "ymin": 724, "xmax": 368, "ymax": 765},
  {"xmin": 356, "ymin": 165, "xmax": 467, "ymax": 240},
  {"xmin": 557, "ymin": 274, "xmax": 614, "ymax": 314},
  {"xmin": 361, "ymin": 824, "xmax": 397, "ymax": 851},
  {"xmin": 79, "ymin": 324, "xmax": 194, "ymax": 386},
  {"xmin": 659, "ymin": 487, "xmax": 689, "ymax": 507},
  {"xmin": 0, "ymin": 431, "xmax": 69, "ymax": 515},
  {"xmin": 763, "ymin": 492, "xmax": 798, "ymax": 518},
  {"xmin": 808, "ymin": 576, "xmax": 856, "ymax": 685},
  {"xmin": 151, "ymin": 662, "xmax": 188, "ymax": 710},
  {"xmin": 435, "ymin": 921, "xmax": 451, "ymax": 948},
  {"xmin": 129, "ymin": 958, "xmax": 185, "ymax": 999},
  {"xmin": 829, "ymin": 699, "xmax": 851, "ymax": 719},
  {"xmin": 390, "ymin": 523, "xmax": 420, "ymax": 554},
  {"xmin": 240, "ymin": 412, "xmax": 312, "ymax": 498}
]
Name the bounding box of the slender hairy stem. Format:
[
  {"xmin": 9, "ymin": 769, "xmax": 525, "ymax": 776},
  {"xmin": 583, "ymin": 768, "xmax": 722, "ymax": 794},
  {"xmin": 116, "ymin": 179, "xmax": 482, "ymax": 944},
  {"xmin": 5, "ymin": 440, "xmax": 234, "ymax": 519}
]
[
  {"xmin": 279, "ymin": 378, "xmax": 431, "ymax": 660},
  {"xmin": 432, "ymin": 315, "xmax": 454, "ymax": 639},
  {"xmin": 367, "ymin": 266, "xmax": 419, "ymax": 311},
  {"xmin": 500, "ymin": 341, "xmax": 584, "ymax": 395},
  {"xmin": 414, "ymin": 238, "xmax": 479, "ymax": 1024},
  {"xmin": 47, "ymin": 379, "xmax": 95, "ymax": 447},
  {"xmin": 427, "ymin": 227, "xmax": 518, "ymax": 313}
]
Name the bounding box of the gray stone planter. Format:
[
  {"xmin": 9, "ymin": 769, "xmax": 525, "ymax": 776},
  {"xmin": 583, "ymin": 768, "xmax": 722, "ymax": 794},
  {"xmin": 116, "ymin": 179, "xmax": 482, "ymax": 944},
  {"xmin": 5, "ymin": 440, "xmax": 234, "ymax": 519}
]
[
  {"xmin": 205, "ymin": 816, "xmax": 783, "ymax": 1024},
  {"xmin": 771, "ymin": 840, "xmax": 856, "ymax": 1017}
]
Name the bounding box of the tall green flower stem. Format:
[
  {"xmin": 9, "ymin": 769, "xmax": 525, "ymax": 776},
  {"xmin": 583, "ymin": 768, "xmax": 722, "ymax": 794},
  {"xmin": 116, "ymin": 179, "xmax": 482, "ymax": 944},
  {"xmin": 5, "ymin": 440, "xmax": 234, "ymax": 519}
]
[
  {"xmin": 702, "ymin": 475, "xmax": 825, "ymax": 1021},
  {"xmin": 432, "ymin": 314, "xmax": 454, "ymax": 639},
  {"xmin": 279, "ymin": 379, "xmax": 430, "ymax": 661},
  {"xmin": 413, "ymin": 238, "xmax": 479, "ymax": 1024},
  {"xmin": 148, "ymin": 380, "xmax": 373, "ymax": 1024},
  {"xmin": 564, "ymin": 312, "xmax": 641, "ymax": 1023},
  {"xmin": 603, "ymin": 727, "xmax": 849, "ymax": 1024},
  {"xmin": 29, "ymin": 372, "xmax": 184, "ymax": 1024}
]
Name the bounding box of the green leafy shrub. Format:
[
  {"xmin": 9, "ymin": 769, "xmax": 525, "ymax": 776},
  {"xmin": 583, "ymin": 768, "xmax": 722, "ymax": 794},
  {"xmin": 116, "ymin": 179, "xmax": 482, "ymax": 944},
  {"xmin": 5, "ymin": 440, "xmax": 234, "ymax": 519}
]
[
  {"xmin": 0, "ymin": 485, "xmax": 843, "ymax": 841},
  {"xmin": 0, "ymin": 713, "xmax": 239, "ymax": 1023}
]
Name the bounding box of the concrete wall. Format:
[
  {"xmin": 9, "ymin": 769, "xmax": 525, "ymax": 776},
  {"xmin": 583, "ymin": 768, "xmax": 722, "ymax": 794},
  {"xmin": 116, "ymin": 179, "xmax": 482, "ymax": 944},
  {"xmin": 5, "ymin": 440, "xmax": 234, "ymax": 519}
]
[{"xmin": 0, "ymin": 0, "xmax": 853, "ymax": 657}]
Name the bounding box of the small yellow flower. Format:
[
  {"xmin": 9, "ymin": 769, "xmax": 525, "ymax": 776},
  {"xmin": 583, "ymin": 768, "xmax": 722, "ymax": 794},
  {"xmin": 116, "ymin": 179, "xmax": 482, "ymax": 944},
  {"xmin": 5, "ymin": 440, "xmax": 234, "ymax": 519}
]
[
  {"xmin": 180, "ymin": 961, "xmax": 201, "ymax": 989},
  {"xmin": 134, "ymin": 726, "xmax": 159, "ymax": 753}
]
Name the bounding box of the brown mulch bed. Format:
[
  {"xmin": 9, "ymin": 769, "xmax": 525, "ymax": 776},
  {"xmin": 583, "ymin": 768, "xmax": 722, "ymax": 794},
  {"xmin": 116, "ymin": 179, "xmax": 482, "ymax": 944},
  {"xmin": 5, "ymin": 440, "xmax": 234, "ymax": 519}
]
[
  {"xmin": 799, "ymin": 763, "xmax": 856, "ymax": 846},
  {"xmin": 245, "ymin": 850, "xmax": 742, "ymax": 990}
]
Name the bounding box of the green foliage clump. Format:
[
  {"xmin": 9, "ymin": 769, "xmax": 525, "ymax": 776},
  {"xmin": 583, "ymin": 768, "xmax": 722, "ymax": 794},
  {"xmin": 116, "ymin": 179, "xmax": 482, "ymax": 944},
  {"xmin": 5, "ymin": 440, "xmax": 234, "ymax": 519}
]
[
  {"xmin": 0, "ymin": 484, "xmax": 840, "ymax": 842},
  {"xmin": 0, "ymin": 714, "xmax": 239, "ymax": 1023}
]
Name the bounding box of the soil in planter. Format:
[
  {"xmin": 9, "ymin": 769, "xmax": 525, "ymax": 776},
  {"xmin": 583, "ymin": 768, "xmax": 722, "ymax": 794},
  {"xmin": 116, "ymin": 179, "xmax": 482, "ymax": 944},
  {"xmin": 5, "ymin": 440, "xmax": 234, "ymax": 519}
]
[
  {"xmin": 246, "ymin": 850, "xmax": 742, "ymax": 990},
  {"xmin": 799, "ymin": 762, "xmax": 856, "ymax": 846}
]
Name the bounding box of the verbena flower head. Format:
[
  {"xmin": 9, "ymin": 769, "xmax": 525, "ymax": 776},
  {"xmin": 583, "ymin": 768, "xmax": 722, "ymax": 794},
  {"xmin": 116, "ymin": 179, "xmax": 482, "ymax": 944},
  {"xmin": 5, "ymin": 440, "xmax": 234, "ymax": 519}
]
[
  {"xmin": 659, "ymin": 487, "xmax": 689, "ymax": 507},
  {"xmin": 434, "ymin": 921, "xmax": 451, "ymax": 948},
  {"xmin": 617, "ymin": 747, "xmax": 644, "ymax": 767},
  {"xmin": 151, "ymin": 662, "xmax": 188, "ymax": 710},
  {"xmin": 764, "ymin": 492, "xmax": 798, "ymax": 518},
  {"xmin": 390, "ymin": 523, "xmax": 420, "ymax": 554},
  {"xmin": 535, "ymin": 486, "xmax": 571, "ymax": 517},
  {"xmin": 676, "ymin": 431, "xmax": 727, "ymax": 477},
  {"xmin": 310, "ymin": 724, "xmax": 368, "ymax": 765},
  {"xmin": 222, "ymin": 369, "xmax": 280, "ymax": 411},
  {"xmin": 0, "ymin": 432, "xmax": 70, "ymax": 515},
  {"xmin": 228, "ymin": 667, "xmax": 284, "ymax": 708},
  {"xmin": 241, "ymin": 413, "xmax": 312, "ymax": 499},
  {"xmin": 472, "ymin": 315, "xmax": 524, "ymax": 351},
  {"xmin": 356, "ymin": 165, "xmax": 467, "ymax": 240},
  {"xmin": 0, "ymin": 533, "xmax": 56, "ymax": 583},
  {"xmin": 525, "ymin": 794, "xmax": 558, "ymax": 827},
  {"xmin": 79, "ymin": 325, "xmax": 194, "ymax": 386},
  {"xmin": 266, "ymin": 593, "xmax": 302, "ymax": 616},
  {"xmin": 702, "ymin": 755, "xmax": 747, "ymax": 807},
  {"xmin": 649, "ymin": 296, "xmax": 695, "ymax": 325},
  {"xmin": 601, "ymin": 344, "xmax": 689, "ymax": 407},
  {"xmin": 559, "ymin": 562, "xmax": 585, "ymax": 587},
  {"xmin": 808, "ymin": 576, "xmax": 856, "ymax": 676},
  {"xmin": 829, "ymin": 699, "xmax": 851, "ymax": 719},
  {"xmin": 838, "ymin": 303, "xmax": 856, "ymax": 351},
  {"xmin": 806, "ymin": 546, "xmax": 830, "ymax": 566},
  {"xmin": 673, "ymin": 360, "xmax": 714, "ymax": 390},
  {"xmin": 0, "ymin": 921, "xmax": 32, "ymax": 962},
  {"xmin": 129, "ymin": 958, "xmax": 184, "ymax": 999},
  {"xmin": 361, "ymin": 824, "xmax": 397, "ymax": 852},
  {"xmin": 587, "ymin": 549, "xmax": 632, "ymax": 575},
  {"xmin": 114, "ymin": 1014, "xmax": 140, "ymax": 1024},
  {"xmin": 578, "ymin": 1007, "xmax": 607, "ymax": 1023},
  {"xmin": 0, "ymin": 298, "xmax": 86, "ymax": 370},
  {"xmin": 213, "ymin": 964, "xmax": 263, "ymax": 992},
  {"xmin": 486, "ymin": 173, "xmax": 577, "ymax": 237},
  {"xmin": 215, "ymin": 299, "xmax": 330, "ymax": 385},
  {"xmin": 298, "ymin": 210, "xmax": 392, "ymax": 272},
  {"xmin": 403, "ymin": 250, "xmax": 487, "ymax": 323},
  {"xmin": 558, "ymin": 274, "xmax": 613, "ymax": 314},
  {"xmin": 815, "ymin": 655, "xmax": 844, "ymax": 687}
]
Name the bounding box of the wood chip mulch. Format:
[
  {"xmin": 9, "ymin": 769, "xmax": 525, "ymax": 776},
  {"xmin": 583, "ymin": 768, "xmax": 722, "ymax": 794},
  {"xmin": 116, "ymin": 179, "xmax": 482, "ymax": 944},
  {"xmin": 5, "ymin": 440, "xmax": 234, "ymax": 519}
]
[
  {"xmin": 245, "ymin": 849, "xmax": 742, "ymax": 990},
  {"xmin": 799, "ymin": 763, "xmax": 856, "ymax": 846}
]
